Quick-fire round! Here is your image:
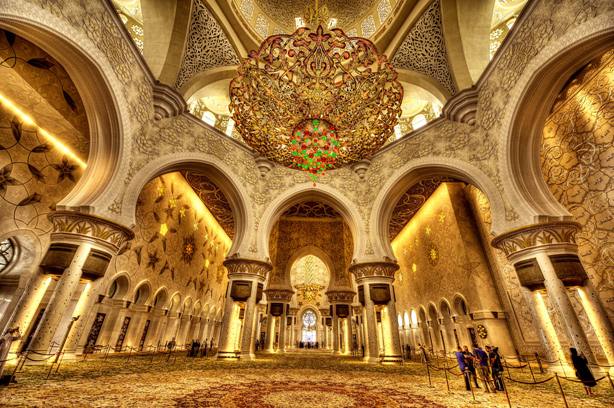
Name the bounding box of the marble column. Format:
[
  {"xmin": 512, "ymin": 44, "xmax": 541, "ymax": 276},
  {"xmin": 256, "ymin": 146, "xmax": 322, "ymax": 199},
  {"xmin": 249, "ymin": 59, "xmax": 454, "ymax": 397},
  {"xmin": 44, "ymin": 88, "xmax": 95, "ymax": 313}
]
[
  {"xmin": 218, "ymin": 258, "xmax": 270, "ymax": 360},
  {"xmin": 28, "ymin": 244, "xmax": 90, "ymax": 354},
  {"xmin": 577, "ymin": 284, "xmax": 614, "ymax": 368},
  {"xmin": 343, "ymin": 316, "xmax": 352, "ymax": 354},
  {"xmin": 27, "ymin": 211, "xmax": 133, "ymax": 358},
  {"xmin": 278, "ymin": 305, "xmax": 288, "ymax": 352},
  {"xmin": 264, "ymin": 287, "xmax": 294, "ymax": 353},
  {"xmin": 265, "ymin": 310, "xmax": 276, "ymax": 352},
  {"xmin": 332, "ymin": 306, "xmax": 340, "ymax": 354},
  {"xmin": 4, "ymin": 273, "xmax": 52, "ymax": 353},
  {"xmin": 217, "ymin": 283, "xmax": 240, "ymax": 359},
  {"xmin": 383, "ymin": 287, "xmax": 403, "ymax": 362},
  {"xmin": 493, "ymin": 221, "xmax": 599, "ymax": 364},
  {"xmin": 239, "ymin": 276, "xmax": 261, "ymax": 359},
  {"xmin": 350, "ymin": 261, "xmax": 402, "ymax": 364},
  {"xmin": 362, "ymin": 287, "xmax": 379, "ymax": 362},
  {"xmin": 327, "ymin": 289, "xmax": 355, "ymax": 355}
]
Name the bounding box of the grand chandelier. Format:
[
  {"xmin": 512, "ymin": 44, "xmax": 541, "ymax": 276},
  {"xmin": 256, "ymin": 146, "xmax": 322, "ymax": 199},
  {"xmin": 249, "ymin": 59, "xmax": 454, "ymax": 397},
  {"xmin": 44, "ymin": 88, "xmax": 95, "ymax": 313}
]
[{"xmin": 229, "ymin": 18, "xmax": 403, "ymax": 181}]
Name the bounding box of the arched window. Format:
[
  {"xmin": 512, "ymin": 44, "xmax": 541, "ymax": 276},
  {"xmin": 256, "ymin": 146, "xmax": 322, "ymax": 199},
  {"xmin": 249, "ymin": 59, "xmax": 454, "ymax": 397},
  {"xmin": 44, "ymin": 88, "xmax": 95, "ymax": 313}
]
[
  {"xmin": 303, "ymin": 310, "xmax": 316, "ymax": 329},
  {"xmin": 0, "ymin": 239, "xmax": 15, "ymax": 273},
  {"xmin": 108, "ymin": 280, "xmax": 119, "ymax": 298},
  {"xmin": 301, "ymin": 310, "xmax": 317, "ymax": 343}
]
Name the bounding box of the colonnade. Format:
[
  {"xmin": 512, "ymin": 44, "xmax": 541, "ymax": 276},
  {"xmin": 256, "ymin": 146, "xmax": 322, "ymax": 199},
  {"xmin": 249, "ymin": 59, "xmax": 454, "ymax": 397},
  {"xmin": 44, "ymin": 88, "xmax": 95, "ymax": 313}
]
[
  {"xmin": 3, "ymin": 212, "xmax": 133, "ymax": 358},
  {"xmin": 493, "ymin": 221, "xmax": 614, "ymax": 368},
  {"xmin": 4, "ymin": 213, "xmax": 614, "ymax": 371}
]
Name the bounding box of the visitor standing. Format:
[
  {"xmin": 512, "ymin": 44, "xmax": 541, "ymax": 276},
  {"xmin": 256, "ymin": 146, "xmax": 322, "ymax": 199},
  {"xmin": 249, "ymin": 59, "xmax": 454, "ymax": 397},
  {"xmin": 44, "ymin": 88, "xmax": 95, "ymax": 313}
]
[
  {"xmin": 486, "ymin": 345, "xmax": 504, "ymax": 391},
  {"xmin": 0, "ymin": 327, "xmax": 20, "ymax": 380},
  {"xmin": 455, "ymin": 347, "xmax": 471, "ymax": 391},
  {"xmin": 473, "ymin": 345, "xmax": 492, "ymax": 392},
  {"xmin": 570, "ymin": 348, "xmax": 597, "ymax": 395},
  {"xmin": 463, "ymin": 346, "xmax": 480, "ymax": 389}
]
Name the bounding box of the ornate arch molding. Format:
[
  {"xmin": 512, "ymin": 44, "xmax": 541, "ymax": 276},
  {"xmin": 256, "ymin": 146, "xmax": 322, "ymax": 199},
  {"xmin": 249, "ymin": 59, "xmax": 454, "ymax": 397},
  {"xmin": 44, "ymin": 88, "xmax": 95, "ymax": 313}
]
[
  {"xmin": 440, "ymin": 0, "xmax": 494, "ymax": 89},
  {"xmin": 369, "ymin": 157, "xmax": 507, "ymax": 259},
  {"xmin": 120, "ymin": 152, "xmax": 254, "ymax": 257},
  {"xmin": 502, "ymin": 17, "xmax": 614, "ymax": 222},
  {"xmin": 0, "ymin": 10, "xmax": 126, "ymax": 216},
  {"xmin": 258, "ymin": 184, "xmax": 367, "ymax": 262},
  {"xmin": 180, "ymin": 65, "xmax": 238, "ymax": 100},
  {"xmin": 141, "ymin": 0, "xmax": 193, "ymax": 85},
  {"xmin": 396, "ymin": 68, "xmax": 451, "ymax": 103}
]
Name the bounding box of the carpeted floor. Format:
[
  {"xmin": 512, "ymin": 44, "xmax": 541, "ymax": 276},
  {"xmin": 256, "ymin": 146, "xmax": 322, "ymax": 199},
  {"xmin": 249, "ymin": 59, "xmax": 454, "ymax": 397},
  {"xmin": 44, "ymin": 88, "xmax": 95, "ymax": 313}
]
[{"xmin": 0, "ymin": 351, "xmax": 612, "ymax": 407}]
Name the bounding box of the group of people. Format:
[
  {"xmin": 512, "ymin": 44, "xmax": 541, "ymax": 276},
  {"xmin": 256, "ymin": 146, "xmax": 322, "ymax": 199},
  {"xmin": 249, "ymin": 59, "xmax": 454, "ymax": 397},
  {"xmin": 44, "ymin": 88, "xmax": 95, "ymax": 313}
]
[
  {"xmin": 298, "ymin": 341, "xmax": 319, "ymax": 349},
  {"xmin": 164, "ymin": 337, "xmax": 214, "ymax": 358},
  {"xmin": 187, "ymin": 339, "xmax": 214, "ymax": 357},
  {"xmin": 454, "ymin": 345, "xmax": 505, "ymax": 392}
]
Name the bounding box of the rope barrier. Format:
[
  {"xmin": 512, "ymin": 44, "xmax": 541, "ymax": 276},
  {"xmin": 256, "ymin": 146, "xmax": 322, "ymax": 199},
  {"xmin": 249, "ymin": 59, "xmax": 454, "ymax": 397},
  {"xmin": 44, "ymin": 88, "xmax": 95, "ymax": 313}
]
[
  {"xmin": 558, "ymin": 375, "xmax": 608, "ymax": 383},
  {"xmin": 504, "ymin": 375, "xmax": 555, "ymax": 385}
]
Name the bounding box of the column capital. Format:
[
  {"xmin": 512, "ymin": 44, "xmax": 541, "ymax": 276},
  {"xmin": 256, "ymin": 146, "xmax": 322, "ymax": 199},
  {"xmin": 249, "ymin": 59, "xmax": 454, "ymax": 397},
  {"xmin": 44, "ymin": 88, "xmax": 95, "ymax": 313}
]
[
  {"xmin": 264, "ymin": 287, "xmax": 294, "ymax": 302},
  {"xmin": 492, "ymin": 221, "xmax": 580, "ymax": 258},
  {"xmin": 326, "ymin": 289, "xmax": 356, "ymax": 303},
  {"xmin": 349, "ymin": 261, "xmax": 399, "ymax": 283},
  {"xmin": 49, "ymin": 210, "xmax": 134, "ymax": 254},
  {"xmin": 223, "ymin": 257, "xmax": 272, "ymax": 281}
]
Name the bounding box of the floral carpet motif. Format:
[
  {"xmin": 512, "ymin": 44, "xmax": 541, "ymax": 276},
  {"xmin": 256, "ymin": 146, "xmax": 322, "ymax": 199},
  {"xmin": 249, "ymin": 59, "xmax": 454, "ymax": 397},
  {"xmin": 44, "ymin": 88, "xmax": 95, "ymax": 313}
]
[
  {"xmin": 175, "ymin": 379, "xmax": 445, "ymax": 407},
  {"xmin": 0, "ymin": 352, "xmax": 612, "ymax": 407}
]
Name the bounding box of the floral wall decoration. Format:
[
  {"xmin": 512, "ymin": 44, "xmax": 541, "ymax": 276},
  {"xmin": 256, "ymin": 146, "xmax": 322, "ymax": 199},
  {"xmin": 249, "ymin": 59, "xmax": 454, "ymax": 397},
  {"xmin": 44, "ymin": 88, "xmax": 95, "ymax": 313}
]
[
  {"xmin": 113, "ymin": 172, "xmax": 230, "ymax": 306},
  {"xmin": 0, "ymin": 29, "xmax": 88, "ymax": 238},
  {"xmin": 391, "ymin": 183, "xmax": 531, "ymax": 348},
  {"xmin": 541, "ymin": 49, "xmax": 614, "ymax": 324}
]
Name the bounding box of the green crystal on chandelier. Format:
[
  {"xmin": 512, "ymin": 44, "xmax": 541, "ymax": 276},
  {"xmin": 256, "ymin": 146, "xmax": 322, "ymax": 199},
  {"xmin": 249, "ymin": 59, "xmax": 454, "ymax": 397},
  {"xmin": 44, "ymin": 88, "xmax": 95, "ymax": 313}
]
[{"xmin": 290, "ymin": 118, "xmax": 340, "ymax": 182}]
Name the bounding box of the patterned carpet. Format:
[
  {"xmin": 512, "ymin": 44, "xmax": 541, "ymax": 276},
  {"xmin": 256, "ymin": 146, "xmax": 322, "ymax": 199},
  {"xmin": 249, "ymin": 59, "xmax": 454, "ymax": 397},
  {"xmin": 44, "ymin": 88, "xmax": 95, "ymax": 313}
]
[
  {"xmin": 0, "ymin": 351, "xmax": 612, "ymax": 407},
  {"xmin": 175, "ymin": 378, "xmax": 445, "ymax": 407}
]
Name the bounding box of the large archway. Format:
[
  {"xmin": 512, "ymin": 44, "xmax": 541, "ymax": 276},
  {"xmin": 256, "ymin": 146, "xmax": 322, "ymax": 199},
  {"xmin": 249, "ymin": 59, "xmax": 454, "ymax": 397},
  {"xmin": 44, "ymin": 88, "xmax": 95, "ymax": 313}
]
[
  {"xmin": 0, "ymin": 12, "xmax": 126, "ymax": 214},
  {"xmin": 504, "ymin": 22, "xmax": 614, "ymax": 220}
]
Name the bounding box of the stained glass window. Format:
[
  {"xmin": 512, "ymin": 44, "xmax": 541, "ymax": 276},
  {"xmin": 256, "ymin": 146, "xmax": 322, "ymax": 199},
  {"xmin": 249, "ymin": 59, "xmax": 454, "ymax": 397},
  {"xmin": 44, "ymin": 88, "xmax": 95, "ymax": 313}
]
[
  {"xmin": 303, "ymin": 310, "xmax": 316, "ymax": 330},
  {"xmin": 0, "ymin": 239, "xmax": 15, "ymax": 273}
]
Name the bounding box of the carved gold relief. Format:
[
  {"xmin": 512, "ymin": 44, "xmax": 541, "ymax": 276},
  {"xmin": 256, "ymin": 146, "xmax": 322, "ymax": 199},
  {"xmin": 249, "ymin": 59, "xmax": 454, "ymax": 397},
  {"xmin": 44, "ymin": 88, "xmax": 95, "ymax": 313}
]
[{"xmin": 491, "ymin": 222, "xmax": 580, "ymax": 257}]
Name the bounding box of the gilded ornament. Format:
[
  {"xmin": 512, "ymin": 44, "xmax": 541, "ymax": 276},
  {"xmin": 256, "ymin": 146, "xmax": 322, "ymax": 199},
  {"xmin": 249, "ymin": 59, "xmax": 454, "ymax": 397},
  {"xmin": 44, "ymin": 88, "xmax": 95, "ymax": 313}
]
[{"xmin": 230, "ymin": 23, "xmax": 402, "ymax": 180}]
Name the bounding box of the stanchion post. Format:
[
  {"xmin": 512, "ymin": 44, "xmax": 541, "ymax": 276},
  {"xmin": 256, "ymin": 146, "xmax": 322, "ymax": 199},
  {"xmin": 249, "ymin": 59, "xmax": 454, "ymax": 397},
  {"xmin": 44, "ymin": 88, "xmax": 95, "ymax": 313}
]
[
  {"xmin": 426, "ymin": 361, "xmax": 433, "ymax": 387},
  {"xmin": 554, "ymin": 373, "xmax": 569, "ymax": 408},
  {"xmin": 607, "ymin": 372, "xmax": 614, "ymax": 393},
  {"xmin": 45, "ymin": 356, "xmax": 57, "ymax": 380},
  {"xmin": 535, "ymin": 353, "xmax": 543, "ymax": 374},
  {"xmin": 16, "ymin": 352, "xmax": 26, "ymax": 372},
  {"xmin": 443, "ymin": 357, "xmax": 450, "ymax": 392},
  {"xmin": 500, "ymin": 373, "xmax": 511, "ymax": 408},
  {"xmin": 54, "ymin": 351, "xmax": 65, "ymax": 374},
  {"xmin": 9, "ymin": 354, "xmax": 25, "ymax": 384},
  {"xmin": 467, "ymin": 368, "xmax": 480, "ymax": 404},
  {"xmin": 527, "ymin": 357, "xmax": 536, "ymax": 382}
]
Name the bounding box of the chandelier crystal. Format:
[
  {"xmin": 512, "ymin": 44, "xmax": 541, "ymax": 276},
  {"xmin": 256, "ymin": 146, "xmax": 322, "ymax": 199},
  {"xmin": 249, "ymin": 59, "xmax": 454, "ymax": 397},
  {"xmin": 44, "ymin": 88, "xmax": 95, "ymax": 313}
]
[{"xmin": 229, "ymin": 24, "xmax": 403, "ymax": 179}]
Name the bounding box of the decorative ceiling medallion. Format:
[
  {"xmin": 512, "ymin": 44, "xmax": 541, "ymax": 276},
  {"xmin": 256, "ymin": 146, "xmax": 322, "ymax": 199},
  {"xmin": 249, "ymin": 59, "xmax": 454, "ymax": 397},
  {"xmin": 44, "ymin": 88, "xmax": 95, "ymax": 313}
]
[{"xmin": 230, "ymin": 24, "xmax": 403, "ymax": 180}]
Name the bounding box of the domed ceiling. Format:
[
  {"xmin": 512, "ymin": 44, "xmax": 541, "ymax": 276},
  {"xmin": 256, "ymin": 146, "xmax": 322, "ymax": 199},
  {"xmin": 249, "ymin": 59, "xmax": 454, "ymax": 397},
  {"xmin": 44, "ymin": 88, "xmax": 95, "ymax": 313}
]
[{"xmin": 253, "ymin": 0, "xmax": 378, "ymax": 32}]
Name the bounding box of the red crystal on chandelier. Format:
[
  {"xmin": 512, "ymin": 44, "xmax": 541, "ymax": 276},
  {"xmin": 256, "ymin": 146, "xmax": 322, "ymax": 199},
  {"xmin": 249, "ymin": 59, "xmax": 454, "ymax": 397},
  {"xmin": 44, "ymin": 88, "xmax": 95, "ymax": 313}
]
[{"xmin": 290, "ymin": 118, "xmax": 340, "ymax": 181}]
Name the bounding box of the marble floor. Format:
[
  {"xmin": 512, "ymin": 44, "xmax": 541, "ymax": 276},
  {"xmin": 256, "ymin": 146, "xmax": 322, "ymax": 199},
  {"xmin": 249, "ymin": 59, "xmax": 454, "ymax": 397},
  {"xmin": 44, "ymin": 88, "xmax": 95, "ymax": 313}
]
[{"xmin": 0, "ymin": 351, "xmax": 612, "ymax": 407}]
